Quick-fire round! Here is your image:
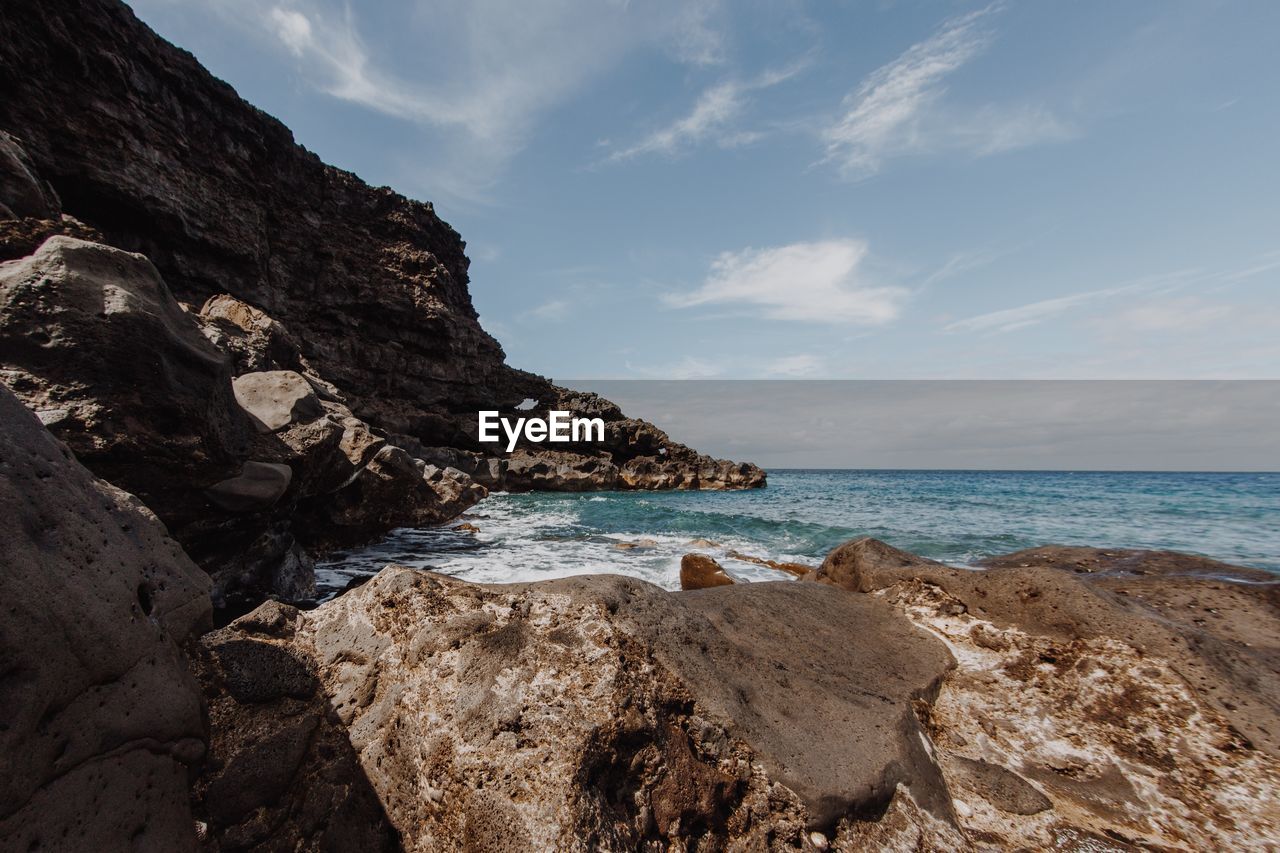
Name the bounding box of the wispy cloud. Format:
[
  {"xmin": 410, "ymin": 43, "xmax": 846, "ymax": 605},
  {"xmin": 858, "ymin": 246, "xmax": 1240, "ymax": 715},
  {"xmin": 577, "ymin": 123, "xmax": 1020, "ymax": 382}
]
[
  {"xmin": 234, "ymin": 0, "xmax": 736, "ymax": 199},
  {"xmin": 822, "ymin": 4, "xmax": 1072, "ymax": 178},
  {"xmin": 607, "ymin": 64, "xmax": 803, "ymax": 162},
  {"xmin": 947, "ymin": 252, "xmax": 1280, "ymax": 336},
  {"xmin": 530, "ymin": 299, "xmax": 571, "ymax": 322},
  {"xmin": 944, "ymin": 271, "xmax": 1198, "ymax": 334},
  {"xmin": 665, "ymin": 239, "xmax": 907, "ymax": 325}
]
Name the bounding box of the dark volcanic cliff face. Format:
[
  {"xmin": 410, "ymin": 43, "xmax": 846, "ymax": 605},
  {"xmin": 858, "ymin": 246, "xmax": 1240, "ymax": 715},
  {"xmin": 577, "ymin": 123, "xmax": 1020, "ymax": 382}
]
[{"xmin": 0, "ymin": 0, "xmax": 538, "ymax": 443}]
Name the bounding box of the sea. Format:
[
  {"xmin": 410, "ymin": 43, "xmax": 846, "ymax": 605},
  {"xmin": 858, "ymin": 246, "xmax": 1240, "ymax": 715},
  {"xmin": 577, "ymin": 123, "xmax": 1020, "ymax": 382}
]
[{"xmin": 315, "ymin": 469, "xmax": 1280, "ymax": 598}]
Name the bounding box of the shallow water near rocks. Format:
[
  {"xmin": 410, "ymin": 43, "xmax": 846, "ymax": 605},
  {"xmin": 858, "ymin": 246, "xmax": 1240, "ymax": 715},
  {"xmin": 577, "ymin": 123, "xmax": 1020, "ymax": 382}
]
[{"xmin": 316, "ymin": 469, "xmax": 1280, "ymax": 598}]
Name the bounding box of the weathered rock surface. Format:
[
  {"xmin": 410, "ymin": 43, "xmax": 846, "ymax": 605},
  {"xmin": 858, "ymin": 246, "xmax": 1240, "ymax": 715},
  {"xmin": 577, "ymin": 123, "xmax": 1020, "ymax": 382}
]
[
  {"xmin": 0, "ymin": 235, "xmax": 488, "ymax": 611},
  {"xmin": 680, "ymin": 553, "xmax": 737, "ymax": 590},
  {"xmin": 0, "ymin": 384, "xmax": 211, "ymax": 851},
  {"xmin": 0, "ymin": 130, "xmax": 59, "ymax": 220},
  {"xmin": 233, "ymin": 371, "xmax": 326, "ymax": 433},
  {"xmin": 203, "ymin": 567, "xmax": 961, "ymax": 850},
  {"xmin": 0, "ymin": 1, "xmax": 763, "ymax": 495},
  {"xmin": 189, "ymin": 602, "xmax": 399, "ymax": 852},
  {"xmin": 0, "ymin": 236, "xmax": 254, "ymax": 529},
  {"xmin": 504, "ymin": 448, "xmax": 620, "ymax": 492},
  {"xmin": 812, "ymin": 537, "xmax": 1280, "ymax": 849}
]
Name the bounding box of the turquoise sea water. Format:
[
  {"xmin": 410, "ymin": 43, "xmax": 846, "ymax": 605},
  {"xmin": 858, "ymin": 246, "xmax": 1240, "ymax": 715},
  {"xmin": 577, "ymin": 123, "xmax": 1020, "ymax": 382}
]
[{"xmin": 316, "ymin": 469, "xmax": 1280, "ymax": 596}]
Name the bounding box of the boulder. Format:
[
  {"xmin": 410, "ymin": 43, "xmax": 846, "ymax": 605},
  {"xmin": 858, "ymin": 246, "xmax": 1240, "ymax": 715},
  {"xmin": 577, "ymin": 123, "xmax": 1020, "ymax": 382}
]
[
  {"xmin": 237, "ymin": 567, "xmax": 959, "ymax": 849},
  {"xmin": 0, "ymin": 384, "xmax": 210, "ymax": 851},
  {"xmin": 294, "ymin": 446, "xmax": 486, "ymax": 551},
  {"xmin": 233, "ymin": 370, "xmax": 326, "ymax": 432},
  {"xmin": 189, "ymin": 603, "xmax": 399, "ymax": 851},
  {"xmin": 680, "ymin": 553, "xmax": 737, "ymax": 590},
  {"xmin": 814, "ymin": 537, "xmax": 1280, "ymax": 849},
  {"xmin": 0, "ymin": 236, "xmax": 253, "ymax": 531},
  {"xmin": 205, "ymin": 460, "xmax": 293, "ymax": 513},
  {"xmin": 504, "ymin": 449, "xmax": 620, "ymax": 491}
]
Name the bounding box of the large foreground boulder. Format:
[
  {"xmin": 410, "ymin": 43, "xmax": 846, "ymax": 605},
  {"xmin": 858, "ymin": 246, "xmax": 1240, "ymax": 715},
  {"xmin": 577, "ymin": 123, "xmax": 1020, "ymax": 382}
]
[
  {"xmin": 202, "ymin": 568, "xmax": 961, "ymax": 850},
  {"xmin": 0, "ymin": 385, "xmax": 211, "ymax": 851}
]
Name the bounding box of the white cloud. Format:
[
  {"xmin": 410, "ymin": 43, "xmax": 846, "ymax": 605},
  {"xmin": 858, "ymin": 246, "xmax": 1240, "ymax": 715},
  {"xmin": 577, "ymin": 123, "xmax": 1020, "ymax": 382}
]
[
  {"xmin": 822, "ymin": 4, "xmax": 1073, "ymax": 178},
  {"xmin": 665, "ymin": 239, "xmax": 908, "ymax": 325},
  {"xmin": 608, "ymin": 65, "xmax": 802, "ymax": 162},
  {"xmin": 206, "ymin": 0, "xmax": 735, "ymax": 198},
  {"xmin": 953, "ymin": 104, "xmax": 1077, "ymax": 155},
  {"xmin": 268, "ymin": 8, "xmax": 312, "ymax": 56},
  {"xmin": 1096, "ymin": 297, "xmax": 1233, "ymax": 334}
]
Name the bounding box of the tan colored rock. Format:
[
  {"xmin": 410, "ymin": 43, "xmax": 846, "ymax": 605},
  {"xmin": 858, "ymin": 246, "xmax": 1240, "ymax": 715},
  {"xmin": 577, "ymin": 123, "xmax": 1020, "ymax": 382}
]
[
  {"xmin": 0, "ymin": 385, "xmax": 210, "ymax": 851},
  {"xmin": 816, "ymin": 537, "xmax": 1280, "ymax": 849},
  {"xmin": 727, "ymin": 550, "xmax": 812, "ymax": 578},
  {"xmin": 243, "ymin": 567, "xmax": 956, "ymax": 849},
  {"xmin": 680, "ymin": 553, "xmax": 737, "ymax": 589},
  {"xmin": 233, "ymin": 370, "xmax": 325, "ymax": 432}
]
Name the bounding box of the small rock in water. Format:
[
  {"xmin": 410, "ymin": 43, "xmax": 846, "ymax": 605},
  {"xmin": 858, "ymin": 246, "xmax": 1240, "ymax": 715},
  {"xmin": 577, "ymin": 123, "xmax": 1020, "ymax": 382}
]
[{"xmin": 680, "ymin": 553, "xmax": 737, "ymax": 590}]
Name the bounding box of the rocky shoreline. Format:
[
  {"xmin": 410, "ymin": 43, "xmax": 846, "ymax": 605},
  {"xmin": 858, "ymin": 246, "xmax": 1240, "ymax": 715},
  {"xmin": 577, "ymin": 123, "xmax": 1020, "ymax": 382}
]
[
  {"xmin": 1, "ymin": 1, "xmax": 1277, "ymax": 850},
  {"xmin": 5, "ymin": 389, "xmax": 1277, "ymax": 849}
]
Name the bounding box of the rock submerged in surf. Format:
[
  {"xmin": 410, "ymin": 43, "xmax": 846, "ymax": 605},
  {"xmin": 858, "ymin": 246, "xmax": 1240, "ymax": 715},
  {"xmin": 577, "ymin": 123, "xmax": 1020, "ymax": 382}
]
[{"xmin": 680, "ymin": 553, "xmax": 737, "ymax": 589}]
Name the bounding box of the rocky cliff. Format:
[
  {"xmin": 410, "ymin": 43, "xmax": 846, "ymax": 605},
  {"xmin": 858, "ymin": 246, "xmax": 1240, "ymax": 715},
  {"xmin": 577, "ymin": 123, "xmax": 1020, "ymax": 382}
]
[
  {"xmin": 0, "ymin": 0, "xmax": 762, "ymax": 485},
  {"xmin": 0, "ymin": 0, "xmax": 762, "ymax": 607}
]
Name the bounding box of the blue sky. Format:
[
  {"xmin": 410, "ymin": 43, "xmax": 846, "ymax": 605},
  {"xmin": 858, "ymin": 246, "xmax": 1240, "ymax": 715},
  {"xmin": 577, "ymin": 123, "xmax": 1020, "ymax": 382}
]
[{"xmin": 130, "ymin": 0, "xmax": 1280, "ymax": 379}]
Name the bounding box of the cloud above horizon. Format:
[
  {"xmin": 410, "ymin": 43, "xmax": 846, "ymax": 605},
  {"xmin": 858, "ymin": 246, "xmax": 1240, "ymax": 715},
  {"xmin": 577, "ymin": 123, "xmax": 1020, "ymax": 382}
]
[
  {"xmin": 246, "ymin": 0, "xmax": 735, "ymax": 199},
  {"xmin": 822, "ymin": 4, "xmax": 1073, "ymax": 178},
  {"xmin": 606, "ymin": 64, "xmax": 804, "ymax": 162},
  {"xmin": 665, "ymin": 239, "xmax": 908, "ymax": 325}
]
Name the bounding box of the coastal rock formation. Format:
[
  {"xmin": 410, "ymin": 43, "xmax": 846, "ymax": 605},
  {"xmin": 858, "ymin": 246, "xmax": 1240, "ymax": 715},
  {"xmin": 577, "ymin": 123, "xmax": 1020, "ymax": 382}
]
[
  {"xmin": 0, "ymin": 385, "xmax": 211, "ymax": 851},
  {"xmin": 0, "ymin": 0, "xmax": 763, "ymax": 497},
  {"xmin": 0, "ymin": 234, "xmax": 489, "ymax": 611},
  {"xmin": 202, "ymin": 567, "xmax": 963, "ymax": 850},
  {"xmin": 811, "ymin": 537, "xmax": 1280, "ymax": 849},
  {"xmin": 0, "ymin": 236, "xmax": 254, "ymax": 528},
  {"xmin": 680, "ymin": 553, "xmax": 737, "ymax": 589}
]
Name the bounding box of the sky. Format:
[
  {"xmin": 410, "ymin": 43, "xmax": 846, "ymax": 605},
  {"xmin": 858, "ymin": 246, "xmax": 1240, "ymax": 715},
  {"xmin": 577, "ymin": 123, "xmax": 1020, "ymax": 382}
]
[{"xmin": 129, "ymin": 0, "xmax": 1280, "ymax": 381}]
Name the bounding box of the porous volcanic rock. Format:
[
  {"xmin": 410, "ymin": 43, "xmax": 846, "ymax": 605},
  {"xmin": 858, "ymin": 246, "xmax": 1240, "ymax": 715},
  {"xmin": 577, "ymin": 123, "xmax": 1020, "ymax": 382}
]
[
  {"xmin": 0, "ymin": 236, "xmax": 255, "ymax": 528},
  {"xmin": 812, "ymin": 537, "xmax": 1280, "ymax": 848},
  {"xmin": 504, "ymin": 448, "xmax": 621, "ymax": 492},
  {"xmin": 0, "ymin": 384, "xmax": 211, "ymax": 851},
  {"xmin": 214, "ymin": 567, "xmax": 961, "ymax": 850},
  {"xmin": 189, "ymin": 602, "xmax": 400, "ymax": 852}
]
